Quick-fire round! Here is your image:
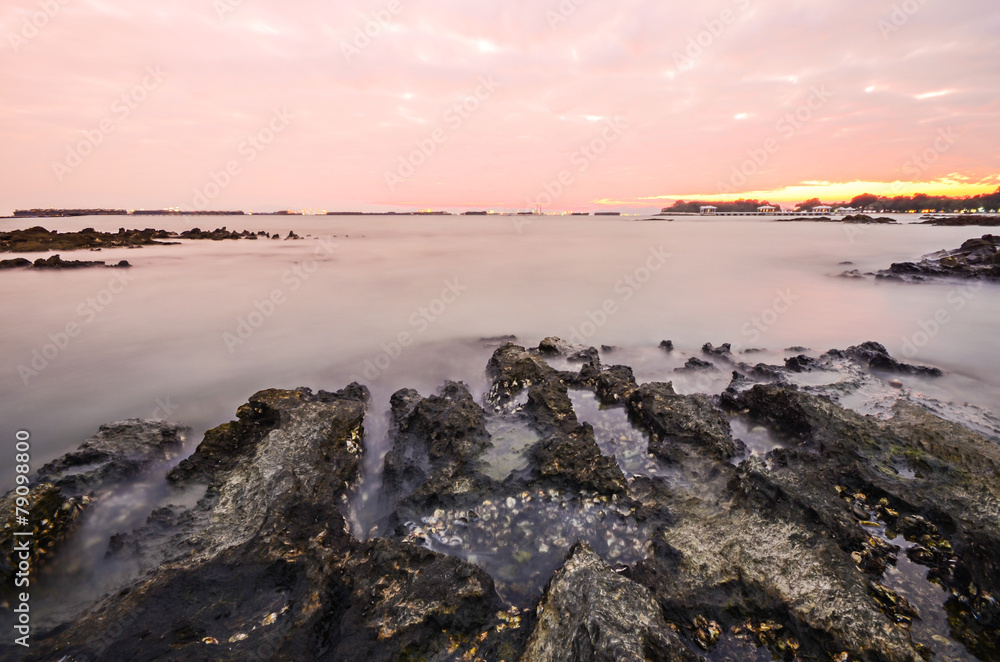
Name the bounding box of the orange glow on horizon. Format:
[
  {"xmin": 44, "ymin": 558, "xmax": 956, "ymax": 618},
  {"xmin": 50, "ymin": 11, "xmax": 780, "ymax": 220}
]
[{"xmin": 638, "ymin": 176, "xmax": 1000, "ymax": 206}]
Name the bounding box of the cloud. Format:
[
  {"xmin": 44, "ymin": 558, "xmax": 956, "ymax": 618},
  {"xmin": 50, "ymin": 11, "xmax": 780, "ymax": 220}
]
[{"xmin": 1, "ymin": 0, "xmax": 998, "ymax": 211}]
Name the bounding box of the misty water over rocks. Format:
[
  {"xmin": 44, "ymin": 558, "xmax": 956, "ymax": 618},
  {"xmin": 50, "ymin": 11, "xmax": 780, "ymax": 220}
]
[
  {"xmin": 3, "ymin": 214, "xmax": 1000, "ymax": 660},
  {"xmin": 3, "ymin": 214, "xmax": 999, "ymax": 476}
]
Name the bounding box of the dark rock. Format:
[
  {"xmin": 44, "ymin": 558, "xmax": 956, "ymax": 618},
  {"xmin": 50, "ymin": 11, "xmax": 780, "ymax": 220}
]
[
  {"xmin": 567, "ymin": 346, "xmax": 599, "ymax": 364},
  {"xmin": 37, "ymin": 419, "xmax": 188, "ymax": 497},
  {"xmin": 919, "ymin": 215, "xmax": 1000, "ymax": 227},
  {"xmin": 0, "ymin": 258, "xmax": 30, "ymax": 268},
  {"xmin": 784, "ymin": 354, "xmax": 824, "ymax": 373},
  {"xmin": 486, "ymin": 343, "xmax": 560, "ymax": 409},
  {"xmin": 527, "ymin": 424, "xmax": 627, "ymax": 497},
  {"xmin": 702, "ymin": 342, "xmax": 731, "ymax": 357},
  {"xmin": 675, "ymin": 357, "xmax": 717, "ymax": 372},
  {"xmin": 627, "ymin": 382, "xmax": 736, "ymax": 462},
  {"xmin": 32, "ymin": 254, "xmax": 106, "ymax": 269},
  {"xmin": 0, "ymin": 484, "xmax": 87, "ymax": 600},
  {"xmin": 846, "ymin": 341, "xmax": 942, "ymax": 376},
  {"xmin": 520, "ymin": 543, "xmax": 699, "ymax": 662},
  {"xmin": 876, "ymin": 234, "xmax": 1000, "ymax": 281},
  {"xmin": 383, "ymin": 381, "xmax": 494, "ymax": 509},
  {"xmin": 659, "ymin": 340, "xmax": 674, "ymax": 352},
  {"xmin": 574, "ymin": 362, "xmax": 638, "ymax": 405},
  {"xmin": 721, "ymin": 383, "xmax": 1000, "ymax": 657},
  {"xmin": 28, "ymin": 384, "xmax": 506, "ymax": 662}
]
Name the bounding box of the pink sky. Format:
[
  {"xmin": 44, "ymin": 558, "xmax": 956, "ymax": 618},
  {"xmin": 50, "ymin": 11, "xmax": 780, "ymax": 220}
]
[{"xmin": 1, "ymin": 0, "xmax": 998, "ymax": 213}]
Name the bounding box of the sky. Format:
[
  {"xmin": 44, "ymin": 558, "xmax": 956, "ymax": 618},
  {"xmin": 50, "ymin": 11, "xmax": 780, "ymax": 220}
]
[{"xmin": 1, "ymin": 0, "xmax": 998, "ymax": 214}]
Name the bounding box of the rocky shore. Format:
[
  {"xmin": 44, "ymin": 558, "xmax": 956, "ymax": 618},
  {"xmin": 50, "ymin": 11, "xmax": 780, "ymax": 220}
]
[
  {"xmin": 3, "ymin": 339, "xmax": 1000, "ymax": 661},
  {"xmin": 0, "ymin": 255, "xmax": 131, "ymax": 270},
  {"xmin": 777, "ymin": 214, "xmax": 897, "ymax": 224},
  {"xmin": 873, "ymin": 235, "xmax": 1000, "ymax": 282},
  {"xmin": 0, "ymin": 226, "xmax": 297, "ymax": 254},
  {"xmin": 920, "ymin": 216, "xmax": 1000, "ymax": 227}
]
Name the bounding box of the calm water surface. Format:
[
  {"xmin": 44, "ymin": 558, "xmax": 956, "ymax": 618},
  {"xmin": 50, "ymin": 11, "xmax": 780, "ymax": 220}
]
[{"xmin": 2, "ymin": 214, "xmax": 998, "ymax": 482}]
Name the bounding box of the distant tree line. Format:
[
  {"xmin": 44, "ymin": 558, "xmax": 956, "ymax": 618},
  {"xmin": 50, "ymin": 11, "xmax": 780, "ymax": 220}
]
[
  {"xmin": 663, "ymin": 187, "xmax": 1000, "ymax": 214},
  {"xmin": 841, "ymin": 189, "xmax": 1000, "ymax": 213},
  {"xmin": 663, "ymin": 199, "xmax": 777, "ymax": 213}
]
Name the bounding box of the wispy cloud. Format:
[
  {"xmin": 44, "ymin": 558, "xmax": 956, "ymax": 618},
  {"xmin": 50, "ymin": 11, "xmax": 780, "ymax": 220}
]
[{"xmin": 1, "ymin": 0, "xmax": 998, "ymax": 212}]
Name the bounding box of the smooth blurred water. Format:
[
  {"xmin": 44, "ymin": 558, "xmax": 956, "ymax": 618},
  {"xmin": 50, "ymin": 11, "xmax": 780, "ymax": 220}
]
[{"xmin": 2, "ymin": 213, "xmax": 999, "ymax": 487}]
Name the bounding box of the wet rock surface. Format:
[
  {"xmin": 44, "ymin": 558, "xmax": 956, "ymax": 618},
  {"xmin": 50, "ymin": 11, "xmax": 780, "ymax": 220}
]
[
  {"xmin": 0, "ymin": 420, "xmax": 188, "ymax": 600},
  {"xmin": 876, "ymin": 234, "xmax": 1000, "ymax": 281},
  {"xmin": 521, "ymin": 542, "xmax": 699, "ymax": 662},
  {"xmin": 8, "ymin": 338, "xmax": 1000, "ymax": 661},
  {"xmin": 38, "ymin": 419, "xmax": 188, "ymax": 497}
]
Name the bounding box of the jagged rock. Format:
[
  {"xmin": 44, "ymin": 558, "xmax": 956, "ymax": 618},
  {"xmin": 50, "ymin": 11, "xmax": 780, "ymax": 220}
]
[
  {"xmin": 486, "ymin": 343, "xmax": 561, "ymax": 408},
  {"xmin": 32, "ymin": 254, "xmax": 107, "ymax": 269},
  {"xmin": 846, "ymin": 341, "xmax": 942, "ymax": 376},
  {"xmin": 0, "ymin": 420, "xmax": 187, "ymax": 594},
  {"xmin": 37, "ymin": 419, "xmax": 188, "ymax": 497},
  {"xmin": 876, "ymin": 234, "xmax": 1000, "ymax": 281},
  {"xmin": 567, "ymin": 346, "xmax": 599, "ymax": 364},
  {"xmin": 659, "ymin": 340, "xmax": 674, "ymax": 352},
  {"xmin": 702, "ymin": 342, "xmax": 731, "ymax": 357},
  {"xmin": 627, "ymin": 383, "xmax": 736, "ymax": 462},
  {"xmin": 631, "ymin": 503, "xmax": 922, "ymax": 661},
  {"xmin": 383, "ymin": 381, "xmax": 495, "ymax": 509},
  {"xmin": 520, "ymin": 543, "xmax": 699, "ymax": 662},
  {"xmin": 0, "ymin": 485, "xmax": 87, "ymax": 601},
  {"xmin": 527, "ymin": 424, "xmax": 627, "ymax": 497},
  {"xmin": 25, "ymin": 384, "xmax": 505, "ymax": 662},
  {"xmin": 722, "ymin": 383, "xmax": 1000, "ymax": 657},
  {"xmin": 675, "ymin": 357, "xmax": 717, "ymax": 372},
  {"xmin": 573, "ymin": 362, "xmax": 638, "ymax": 405},
  {"xmin": 784, "ymin": 354, "xmax": 823, "ymax": 373}
]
